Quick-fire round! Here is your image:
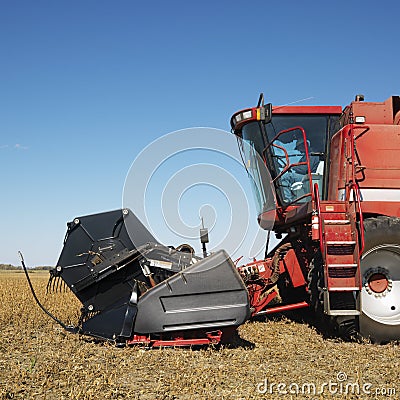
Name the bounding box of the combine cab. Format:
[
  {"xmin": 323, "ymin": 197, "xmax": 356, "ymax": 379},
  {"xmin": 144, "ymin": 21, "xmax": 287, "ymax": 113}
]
[{"xmin": 231, "ymin": 94, "xmax": 400, "ymax": 343}]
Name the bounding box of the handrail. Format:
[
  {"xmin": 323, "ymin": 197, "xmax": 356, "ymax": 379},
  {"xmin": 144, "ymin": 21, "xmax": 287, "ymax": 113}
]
[
  {"xmin": 313, "ymin": 182, "xmax": 324, "ymax": 255},
  {"xmin": 348, "ymin": 182, "xmax": 365, "ymax": 254},
  {"xmin": 342, "ymin": 124, "xmax": 370, "ymax": 185},
  {"xmin": 263, "ymin": 126, "xmax": 313, "ymax": 205},
  {"xmin": 354, "ymin": 126, "xmax": 370, "ymax": 141},
  {"xmin": 345, "ymin": 124, "xmax": 356, "ymax": 186},
  {"xmin": 270, "ymin": 142, "xmax": 290, "ymax": 167},
  {"xmin": 345, "ymin": 123, "xmax": 365, "ymax": 254}
]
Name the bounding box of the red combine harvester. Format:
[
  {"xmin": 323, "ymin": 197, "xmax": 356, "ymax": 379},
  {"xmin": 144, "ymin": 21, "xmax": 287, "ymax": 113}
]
[
  {"xmin": 23, "ymin": 95, "xmax": 400, "ymax": 346},
  {"xmin": 231, "ymin": 94, "xmax": 400, "ymax": 343}
]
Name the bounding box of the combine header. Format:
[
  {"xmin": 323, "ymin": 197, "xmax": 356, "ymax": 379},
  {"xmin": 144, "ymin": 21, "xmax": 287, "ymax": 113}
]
[{"xmin": 42, "ymin": 209, "xmax": 250, "ymax": 346}]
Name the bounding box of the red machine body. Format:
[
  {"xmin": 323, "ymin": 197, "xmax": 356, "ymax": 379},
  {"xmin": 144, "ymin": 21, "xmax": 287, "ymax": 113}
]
[
  {"xmin": 232, "ymin": 95, "xmax": 400, "ymax": 343},
  {"xmin": 329, "ymin": 97, "xmax": 400, "ymax": 216}
]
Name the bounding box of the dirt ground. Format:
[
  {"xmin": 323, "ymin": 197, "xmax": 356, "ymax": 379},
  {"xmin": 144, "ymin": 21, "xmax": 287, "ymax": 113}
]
[{"xmin": 1, "ymin": 271, "xmax": 399, "ymax": 399}]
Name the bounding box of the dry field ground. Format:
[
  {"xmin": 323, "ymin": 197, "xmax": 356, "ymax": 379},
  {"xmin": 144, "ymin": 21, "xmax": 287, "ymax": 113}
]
[{"xmin": 1, "ymin": 271, "xmax": 399, "ymax": 400}]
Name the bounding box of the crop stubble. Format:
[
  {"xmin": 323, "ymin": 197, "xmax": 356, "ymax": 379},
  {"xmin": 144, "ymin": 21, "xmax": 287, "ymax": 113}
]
[{"xmin": 0, "ymin": 272, "xmax": 399, "ymax": 399}]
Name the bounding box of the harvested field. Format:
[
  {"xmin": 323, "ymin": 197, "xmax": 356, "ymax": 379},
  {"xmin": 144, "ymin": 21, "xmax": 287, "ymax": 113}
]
[{"xmin": 0, "ymin": 271, "xmax": 399, "ymax": 399}]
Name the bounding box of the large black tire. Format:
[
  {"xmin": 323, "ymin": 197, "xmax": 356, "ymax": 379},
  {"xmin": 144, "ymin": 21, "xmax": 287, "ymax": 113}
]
[{"xmin": 359, "ymin": 216, "xmax": 400, "ymax": 343}]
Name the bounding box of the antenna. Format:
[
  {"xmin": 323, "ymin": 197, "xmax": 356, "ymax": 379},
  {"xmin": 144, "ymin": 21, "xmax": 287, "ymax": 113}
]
[
  {"xmin": 199, "ymin": 217, "xmax": 209, "ymax": 258},
  {"xmin": 257, "ymin": 93, "xmax": 265, "ymax": 107},
  {"xmin": 272, "ymin": 96, "xmax": 315, "ymax": 112}
]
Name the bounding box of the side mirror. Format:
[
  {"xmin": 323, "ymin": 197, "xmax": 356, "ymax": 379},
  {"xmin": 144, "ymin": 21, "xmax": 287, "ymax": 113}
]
[{"xmin": 260, "ymin": 103, "xmax": 272, "ymax": 124}]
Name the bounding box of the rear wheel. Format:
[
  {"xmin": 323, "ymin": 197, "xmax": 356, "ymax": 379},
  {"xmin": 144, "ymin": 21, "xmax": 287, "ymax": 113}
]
[{"xmin": 359, "ymin": 216, "xmax": 400, "ymax": 343}]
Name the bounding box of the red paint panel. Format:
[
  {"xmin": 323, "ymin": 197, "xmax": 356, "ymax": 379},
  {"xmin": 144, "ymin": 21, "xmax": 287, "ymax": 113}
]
[
  {"xmin": 282, "ymin": 248, "xmax": 307, "ymax": 287},
  {"xmin": 272, "ymin": 106, "xmax": 342, "ymax": 114}
]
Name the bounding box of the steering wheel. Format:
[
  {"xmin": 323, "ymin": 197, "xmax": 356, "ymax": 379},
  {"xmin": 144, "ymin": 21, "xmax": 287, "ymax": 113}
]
[{"xmin": 275, "ymin": 155, "xmax": 287, "ymax": 169}]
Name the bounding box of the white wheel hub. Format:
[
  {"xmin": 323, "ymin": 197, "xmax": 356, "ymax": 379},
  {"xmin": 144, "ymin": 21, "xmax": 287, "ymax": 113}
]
[{"xmin": 361, "ymin": 245, "xmax": 400, "ymax": 326}]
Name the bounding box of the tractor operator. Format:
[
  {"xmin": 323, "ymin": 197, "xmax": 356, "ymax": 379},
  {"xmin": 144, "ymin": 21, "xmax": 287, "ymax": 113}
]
[{"xmin": 281, "ymin": 137, "xmax": 319, "ymax": 202}]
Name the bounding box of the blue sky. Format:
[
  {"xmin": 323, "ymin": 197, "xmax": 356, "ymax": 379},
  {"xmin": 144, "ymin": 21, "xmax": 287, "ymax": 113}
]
[{"xmin": 1, "ymin": 1, "xmax": 399, "ymax": 266}]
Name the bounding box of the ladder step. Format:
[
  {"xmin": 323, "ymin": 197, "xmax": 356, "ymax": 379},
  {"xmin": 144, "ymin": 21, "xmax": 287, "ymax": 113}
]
[
  {"xmin": 324, "ymin": 219, "xmax": 351, "ymax": 225},
  {"xmin": 321, "ymin": 203, "xmax": 347, "ymax": 212},
  {"xmin": 327, "ymin": 263, "xmax": 358, "ymax": 268},
  {"xmin": 327, "ymin": 310, "xmax": 360, "ymax": 316},
  {"xmin": 326, "ymin": 241, "xmax": 356, "ymax": 245}
]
